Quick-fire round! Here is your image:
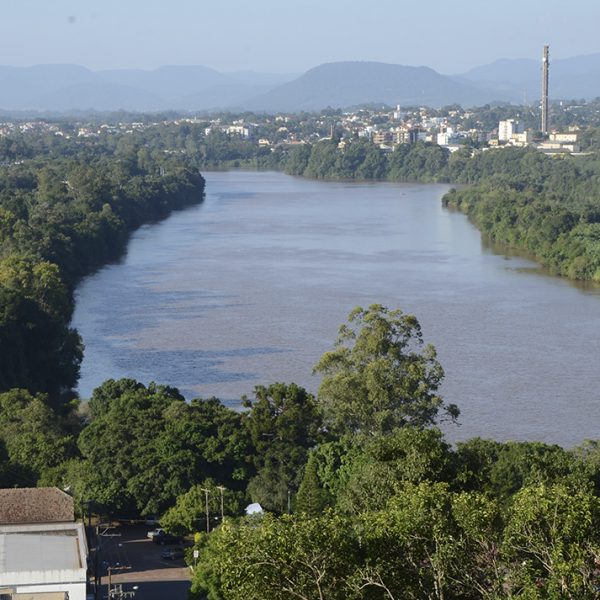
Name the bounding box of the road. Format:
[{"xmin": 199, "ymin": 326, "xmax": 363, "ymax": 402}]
[{"xmin": 98, "ymin": 524, "xmax": 191, "ymax": 600}]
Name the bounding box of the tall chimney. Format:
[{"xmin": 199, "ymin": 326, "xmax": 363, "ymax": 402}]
[{"xmin": 541, "ymin": 45, "xmax": 549, "ymax": 134}]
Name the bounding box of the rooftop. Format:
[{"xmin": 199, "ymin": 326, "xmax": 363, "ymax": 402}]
[
  {"xmin": 0, "ymin": 488, "xmax": 74, "ymax": 525},
  {"xmin": 0, "ymin": 522, "xmax": 87, "ymax": 587}
]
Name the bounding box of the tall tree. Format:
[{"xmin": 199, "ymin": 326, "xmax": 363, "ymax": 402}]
[
  {"xmin": 295, "ymin": 453, "xmax": 331, "ymax": 516},
  {"xmin": 314, "ymin": 304, "xmax": 459, "ymax": 436},
  {"xmin": 243, "ymin": 382, "xmax": 324, "ymax": 513}
]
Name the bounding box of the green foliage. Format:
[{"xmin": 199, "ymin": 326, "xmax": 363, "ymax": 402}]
[
  {"xmin": 335, "ymin": 427, "xmax": 454, "ymax": 514},
  {"xmin": 242, "ymin": 382, "xmax": 324, "ymax": 512},
  {"xmin": 388, "ymin": 142, "xmax": 449, "ymax": 182},
  {"xmin": 190, "ymin": 513, "xmax": 361, "ymax": 600},
  {"xmin": 160, "ymin": 481, "xmax": 247, "ymax": 535},
  {"xmin": 503, "ymin": 484, "xmax": 600, "ymax": 598},
  {"xmin": 0, "ymin": 132, "xmax": 205, "ymax": 402},
  {"xmin": 295, "ymin": 453, "xmax": 331, "ymax": 516},
  {"xmin": 88, "ymin": 378, "xmax": 148, "ymax": 420},
  {"xmin": 77, "ymin": 380, "xmax": 250, "ymax": 515},
  {"xmin": 443, "ymin": 148, "xmax": 600, "ymax": 282},
  {"xmin": 0, "ymin": 287, "xmax": 82, "ymax": 403},
  {"xmin": 285, "ymin": 139, "xmax": 451, "ymax": 182},
  {"xmin": 192, "ymin": 479, "xmax": 600, "ymax": 599},
  {"xmin": 0, "ymin": 389, "xmax": 77, "ymax": 484},
  {"xmin": 314, "ymin": 304, "xmax": 458, "ymax": 435}
]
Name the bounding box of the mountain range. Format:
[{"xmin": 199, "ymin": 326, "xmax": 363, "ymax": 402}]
[{"xmin": 2, "ymin": 53, "xmax": 600, "ymax": 114}]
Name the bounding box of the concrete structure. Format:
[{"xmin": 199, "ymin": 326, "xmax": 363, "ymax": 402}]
[
  {"xmin": 509, "ymin": 131, "xmax": 532, "ymax": 147},
  {"xmin": 204, "ymin": 124, "xmax": 253, "ymax": 138},
  {"xmin": 0, "ymin": 523, "xmax": 88, "ymax": 600},
  {"xmin": 0, "ymin": 489, "xmax": 88, "ymax": 600},
  {"xmin": 393, "ymin": 126, "xmax": 420, "ymax": 145},
  {"xmin": 537, "ymin": 141, "xmax": 580, "ymax": 154},
  {"xmin": 541, "ymin": 45, "xmax": 549, "ymax": 134},
  {"xmin": 498, "ymin": 119, "xmax": 524, "ymax": 142},
  {"xmin": 372, "ymin": 130, "xmax": 392, "ymax": 146},
  {"xmin": 549, "ymin": 132, "xmax": 578, "ymax": 143}
]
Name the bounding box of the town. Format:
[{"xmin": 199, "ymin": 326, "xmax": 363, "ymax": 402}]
[{"xmin": 2, "ymin": 95, "xmax": 600, "ymax": 164}]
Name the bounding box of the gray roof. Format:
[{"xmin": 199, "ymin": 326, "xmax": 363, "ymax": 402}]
[
  {"xmin": 0, "ymin": 534, "xmax": 82, "ymax": 572},
  {"xmin": 0, "ymin": 488, "xmax": 74, "ymax": 525},
  {"xmin": 0, "ymin": 523, "xmax": 87, "ymax": 588}
]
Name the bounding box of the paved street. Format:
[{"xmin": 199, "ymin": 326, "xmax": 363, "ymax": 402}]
[{"xmin": 98, "ymin": 524, "xmax": 191, "ymax": 600}]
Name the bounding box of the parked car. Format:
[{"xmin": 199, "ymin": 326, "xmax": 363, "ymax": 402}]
[
  {"xmin": 152, "ymin": 530, "xmax": 182, "ymax": 545},
  {"xmin": 161, "ymin": 546, "xmax": 185, "ymax": 560},
  {"xmin": 144, "ymin": 515, "xmax": 160, "ymax": 526},
  {"xmin": 147, "ymin": 528, "xmax": 164, "ymax": 540}
]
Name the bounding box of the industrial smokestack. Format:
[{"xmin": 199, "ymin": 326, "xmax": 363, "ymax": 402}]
[{"xmin": 541, "ymin": 45, "xmax": 549, "ymax": 134}]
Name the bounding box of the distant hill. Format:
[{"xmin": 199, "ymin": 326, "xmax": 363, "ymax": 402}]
[
  {"xmin": 3, "ymin": 54, "xmax": 600, "ymax": 114},
  {"xmin": 0, "ymin": 64, "xmax": 295, "ymax": 112},
  {"xmin": 459, "ymin": 53, "xmax": 600, "ymax": 101},
  {"xmin": 244, "ymin": 61, "xmax": 494, "ymax": 111}
]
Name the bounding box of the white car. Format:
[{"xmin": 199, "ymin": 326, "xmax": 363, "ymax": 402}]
[{"xmin": 147, "ymin": 528, "xmax": 164, "ymax": 540}]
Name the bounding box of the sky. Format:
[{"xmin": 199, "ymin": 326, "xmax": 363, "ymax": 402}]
[{"xmin": 2, "ymin": 0, "xmax": 600, "ymax": 74}]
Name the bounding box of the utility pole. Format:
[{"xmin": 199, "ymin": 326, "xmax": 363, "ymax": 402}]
[
  {"xmin": 107, "ymin": 566, "xmax": 133, "ymax": 599},
  {"xmin": 201, "ymin": 488, "xmax": 210, "ymax": 533},
  {"xmin": 216, "ymin": 486, "xmax": 226, "ymax": 523}
]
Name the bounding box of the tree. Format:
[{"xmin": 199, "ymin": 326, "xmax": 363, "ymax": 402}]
[
  {"xmin": 243, "ymin": 382, "xmax": 324, "ymax": 513},
  {"xmin": 502, "ymin": 484, "xmax": 600, "ymax": 598},
  {"xmin": 335, "ymin": 427, "xmax": 454, "ymax": 514},
  {"xmin": 160, "ymin": 481, "xmax": 247, "ymax": 535},
  {"xmin": 87, "ymin": 378, "xmax": 148, "ymax": 419},
  {"xmin": 191, "ymin": 513, "xmax": 361, "ymax": 600},
  {"xmin": 357, "ymin": 482, "xmax": 463, "ymax": 600},
  {"xmin": 0, "ymin": 389, "xmax": 77, "ymax": 484},
  {"xmin": 78, "ymin": 380, "xmax": 251, "ymax": 515},
  {"xmin": 0, "ymin": 287, "xmax": 82, "ymax": 404},
  {"xmin": 314, "ymin": 305, "xmax": 458, "ymax": 436},
  {"xmin": 295, "ymin": 453, "xmax": 331, "ymax": 516}
]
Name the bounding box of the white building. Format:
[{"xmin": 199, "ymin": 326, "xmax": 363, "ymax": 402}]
[
  {"xmin": 509, "ymin": 131, "xmax": 532, "ymax": 147},
  {"xmin": 0, "ymin": 522, "xmax": 88, "ymax": 600},
  {"xmin": 498, "ymin": 119, "xmax": 524, "ymax": 142},
  {"xmin": 549, "ymin": 132, "xmax": 578, "ymax": 143},
  {"xmin": 0, "ymin": 488, "xmax": 88, "ymax": 600}
]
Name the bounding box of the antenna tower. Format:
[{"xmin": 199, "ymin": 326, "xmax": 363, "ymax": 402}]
[{"xmin": 541, "ymin": 45, "xmax": 549, "ymax": 134}]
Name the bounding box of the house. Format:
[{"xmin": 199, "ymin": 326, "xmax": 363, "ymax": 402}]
[{"xmin": 0, "ymin": 488, "xmax": 88, "ymax": 600}]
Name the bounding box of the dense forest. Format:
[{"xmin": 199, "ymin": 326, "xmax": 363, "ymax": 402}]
[
  {"xmin": 0, "ymin": 124, "xmax": 599, "ymax": 598},
  {"xmin": 0, "ymin": 130, "xmax": 205, "ymax": 406}
]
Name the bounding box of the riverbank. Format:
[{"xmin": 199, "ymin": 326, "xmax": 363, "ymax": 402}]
[
  {"xmin": 73, "ymin": 171, "xmax": 600, "ymax": 447},
  {"xmin": 199, "ymin": 139, "xmax": 600, "ymax": 282}
]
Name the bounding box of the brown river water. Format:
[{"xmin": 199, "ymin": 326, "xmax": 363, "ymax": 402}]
[{"xmin": 72, "ymin": 170, "xmax": 600, "ymax": 446}]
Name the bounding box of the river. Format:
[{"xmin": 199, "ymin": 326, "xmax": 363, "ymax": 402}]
[{"xmin": 71, "ymin": 170, "xmax": 600, "ymax": 446}]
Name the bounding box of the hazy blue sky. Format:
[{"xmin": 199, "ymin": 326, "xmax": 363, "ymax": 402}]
[{"xmin": 2, "ymin": 0, "xmax": 599, "ymax": 73}]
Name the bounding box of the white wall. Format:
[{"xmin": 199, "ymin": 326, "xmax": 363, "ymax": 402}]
[{"xmin": 15, "ymin": 582, "xmax": 86, "ymax": 600}]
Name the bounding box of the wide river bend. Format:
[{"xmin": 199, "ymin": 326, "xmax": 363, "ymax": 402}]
[{"xmin": 72, "ymin": 171, "xmax": 600, "ymax": 447}]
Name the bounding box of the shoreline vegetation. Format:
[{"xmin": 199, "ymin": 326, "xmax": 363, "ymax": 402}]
[
  {"xmin": 1, "ymin": 125, "xmax": 600, "ymax": 598},
  {"xmin": 0, "ymin": 131, "xmax": 205, "ymax": 406},
  {"xmin": 196, "ymin": 131, "xmax": 600, "ymax": 283}
]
